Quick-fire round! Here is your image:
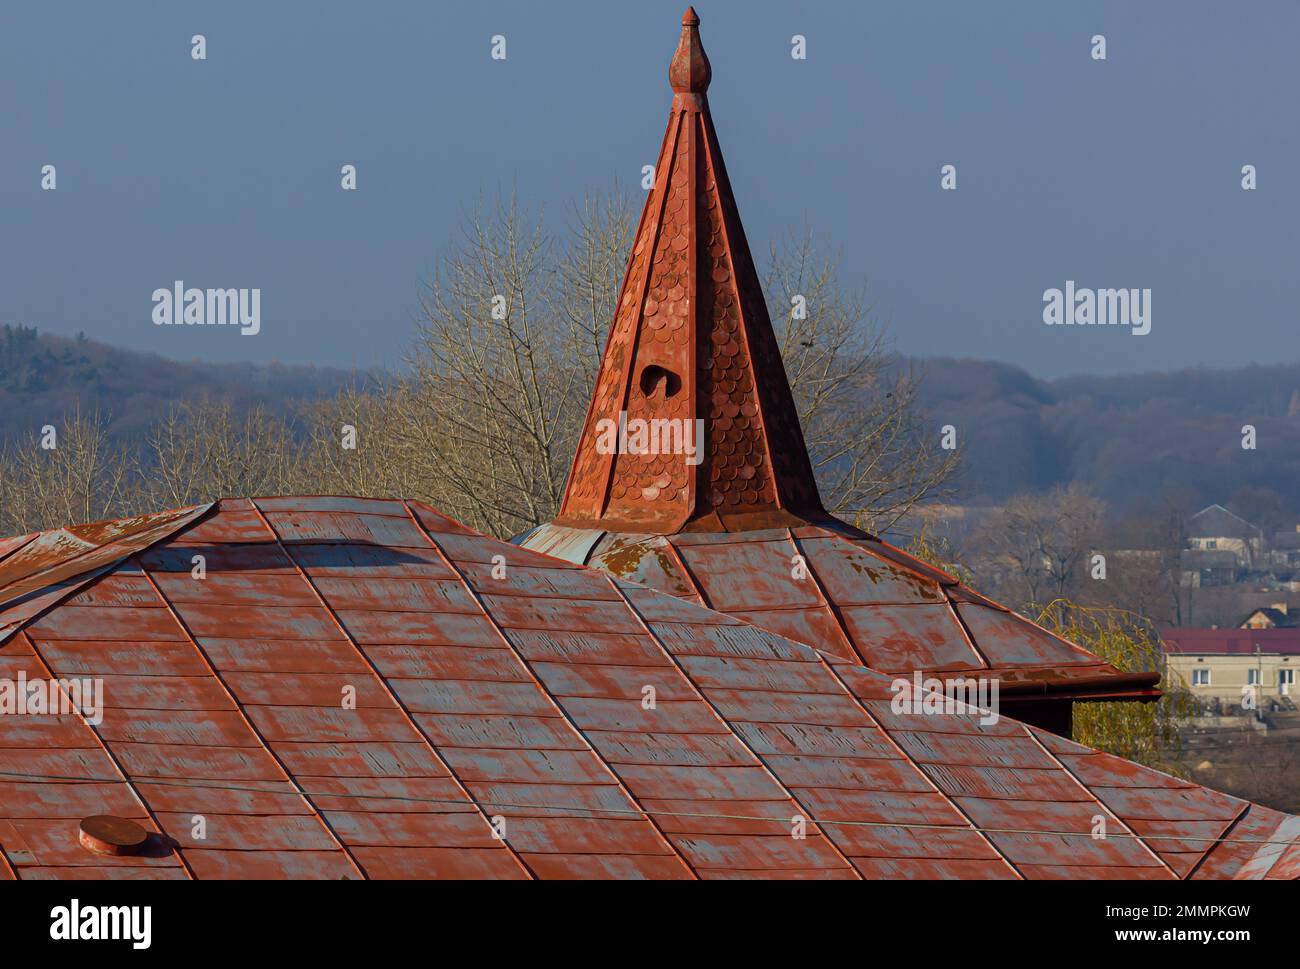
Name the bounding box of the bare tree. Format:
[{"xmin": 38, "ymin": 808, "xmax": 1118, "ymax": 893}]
[
  {"xmin": 296, "ymin": 383, "xmax": 422, "ymax": 500},
  {"xmin": 1039, "ymin": 601, "xmax": 1195, "ymax": 772},
  {"xmin": 0, "ymin": 191, "xmax": 957, "ymax": 546},
  {"xmin": 971, "ymin": 484, "xmax": 1106, "ymax": 609},
  {"xmin": 138, "ymin": 397, "xmax": 305, "ymax": 508},
  {"xmin": 405, "ymin": 194, "xmax": 568, "ymax": 534},
  {"xmin": 390, "ymin": 198, "xmax": 957, "ymax": 539},
  {"xmin": 765, "ymin": 230, "xmax": 958, "ymax": 532},
  {"xmin": 384, "ymin": 189, "xmax": 635, "ymax": 537},
  {"xmin": 0, "ymin": 405, "xmax": 131, "ymax": 534}
]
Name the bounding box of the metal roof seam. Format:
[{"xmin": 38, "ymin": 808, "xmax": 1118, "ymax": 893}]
[
  {"xmin": 698, "ymin": 109, "xmax": 779, "ymax": 517},
  {"xmin": 248, "ymin": 498, "xmax": 538, "ymax": 881},
  {"xmin": 137, "ymin": 545, "xmax": 369, "ymax": 880},
  {"xmin": 940, "ymin": 589, "xmax": 994, "ymax": 670},
  {"xmin": 399, "ymin": 500, "xmax": 701, "ymax": 880},
  {"xmin": 855, "ymin": 537, "xmax": 961, "ymax": 588},
  {"xmin": 604, "ymin": 573, "xmax": 866, "ymax": 879},
  {"xmin": 0, "ymin": 534, "xmax": 36, "ymax": 571},
  {"xmin": 661, "ymin": 536, "xmax": 712, "ymax": 608},
  {"xmin": 592, "ymin": 112, "xmax": 685, "ymax": 526},
  {"xmin": 685, "ymin": 104, "xmax": 701, "ymax": 526},
  {"xmin": 1257, "ymin": 817, "xmax": 1300, "ymax": 878},
  {"xmin": 1020, "ymin": 726, "xmax": 1180, "ymax": 880},
  {"xmin": 1183, "ymin": 802, "xmax": 1251, "ymax": 881},
  {"xmin": 15, "ymin": 629, "xmax": 196, "ymax": 879},
  {"xmin": 0, "ymin": 505, "xmax": 210, "ymax": 606},
  {"xmin": 556, "ymin": 86, "xmax": 679, "ymax": 521},
  {"xmin": 784, "ymin": 529, "xmax": 875, "ymax": 667}
]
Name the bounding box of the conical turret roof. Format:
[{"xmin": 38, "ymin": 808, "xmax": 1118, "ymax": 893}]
[
  {"xmin": 557, "ymin": 8, "xmax": 824, "ymax": 534},
  {"xmin": 529, "ymin": 10, "xmax": 1159, "ymax": 727}
]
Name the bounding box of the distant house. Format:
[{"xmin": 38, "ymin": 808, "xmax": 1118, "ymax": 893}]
[
  {"xmin": 1186, "ymin": 504, "xmax": 1263, "ymax": 568},
  {"xmin": 1163, "ymin": 628, "xmax": 1300, "ymax": 710},
  {"xmin": 1179, "ymin": 548, "xmax": 1240, "ymax": 587},
  {"xmin": 1240, "ymin": 604, "xmax": 1299, "ymax": 629},
  {"xmin": 1272, "ymin": 527, "xmax": 1300, "ymax": 569}
]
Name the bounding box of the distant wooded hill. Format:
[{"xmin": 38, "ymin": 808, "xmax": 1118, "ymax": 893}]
[
  {"xmin": 4, "ymin": 325, "xmax": 1299, "ymax": 522},
  {"xmin": 0, "ymin": 325, "xmax": 361, "ymax": 440},
  {"xmin": 901, "ymin": 355, "xmax": 1300, "ymax": 522}
]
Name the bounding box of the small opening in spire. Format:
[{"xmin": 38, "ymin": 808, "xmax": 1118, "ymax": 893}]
[{"xmin": 639, "ymin": 365, "xmax": 682, "ymax": 399}]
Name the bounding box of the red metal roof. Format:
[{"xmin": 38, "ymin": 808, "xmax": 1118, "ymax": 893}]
[
  {"xmin": 1163, "ymin": 628, "xmax": 1300, "ymax": 656},
  {"xmin": 523, "ymin": 523, "xmax": 1159, "ymax": 702},
  {"xmin": 530, "ymin": 10, "xmax": 1148, "ymax": 706},
  {"xmin": 0, "ymin": 496, "xmax": 1294, "ymax": 879}
]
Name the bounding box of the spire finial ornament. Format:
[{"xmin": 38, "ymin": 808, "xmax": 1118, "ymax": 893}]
[{"xmin": 669, "ymin": 7, "xmax": 711, "ymax": 95}]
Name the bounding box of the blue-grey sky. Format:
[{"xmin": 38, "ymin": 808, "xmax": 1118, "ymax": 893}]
[{"xmin": 2, "ymin": 0, "xmax": 1296, "ymax": 377}]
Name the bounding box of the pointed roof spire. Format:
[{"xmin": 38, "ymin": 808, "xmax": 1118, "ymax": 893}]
[{"xmin": 556, "ymin": 9, "xmax": 825, "ymax": 534}]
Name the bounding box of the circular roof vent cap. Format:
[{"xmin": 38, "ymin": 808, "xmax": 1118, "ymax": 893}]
[{"xmin": 79, "ymin": 815, "xmax": 149, "ymax": 856}]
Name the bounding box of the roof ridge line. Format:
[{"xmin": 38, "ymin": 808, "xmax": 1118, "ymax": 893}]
[
  {"xmin": 606, "ymin": 571, "xmax": 866, "ymax": 879},
  {"xmin": 1020, "ymin": 725, "xmax": 1181, "ymax": 879},
  {"xmin": 401, "ymin": 500, "xmax": 700, "ymax": 880},
  {"xmin": 0, "ymin": 501, "xmax": 213, "ymax": 646}
]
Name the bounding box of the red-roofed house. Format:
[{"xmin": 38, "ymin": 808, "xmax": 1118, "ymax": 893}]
[{"xmin": 1163, "ymin": 627, "xmax": 1300, "ymax": 710}]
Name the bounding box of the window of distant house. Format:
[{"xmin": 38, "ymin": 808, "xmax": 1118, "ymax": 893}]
[
  {"xmin": 1247, "ymin": 669, "xmax": 1260, "ymax": 685},
  {"xmin": 1206, "ymin": 540, "xmax": 1217, "ymax": 549},
  {"xmin": 1192, "ymin": 668, "xmax": 1211, "ymax": 686}
]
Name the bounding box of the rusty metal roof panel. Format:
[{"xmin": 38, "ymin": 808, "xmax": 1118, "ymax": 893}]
[
  {"xmin": 539, "ymin": 527, "xmax": 1156, "ymax": 700},
  {"xmin": 0, "ymin": 532, "xmax": 37, "ymax": 566},
  {"xmin": 0, "ymin": 505, "xmax": 211, "ymax": 647},
  {"xmin": 796, "ymin": 535, "xmax": 948, "ymax": 605},
  {"xmin": 514, "ymin": 522, "xmax": 607, "ymax": 567},
  {"xmin": 0, "ymin": 494, "xmax": 1296, "ymax": 879},
  {"xmin": 836, "ymin": 603, "xmax": 982, "ymax": 672}
]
